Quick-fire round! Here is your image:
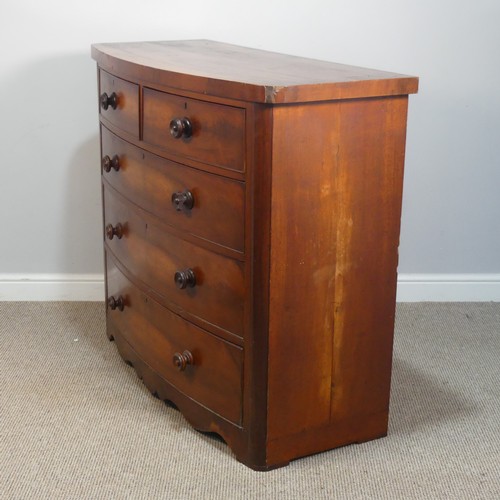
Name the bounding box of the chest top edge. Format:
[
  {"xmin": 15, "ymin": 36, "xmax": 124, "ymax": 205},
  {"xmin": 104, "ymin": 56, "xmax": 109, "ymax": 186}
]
[{"xmin": 91, "ymin": 40, "xmax": 418, "ymax": 104}]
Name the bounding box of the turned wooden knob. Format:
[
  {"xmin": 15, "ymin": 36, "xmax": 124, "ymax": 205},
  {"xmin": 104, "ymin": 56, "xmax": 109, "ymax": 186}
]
[
  {"xmin": 102, "ymin": 155, "xmax": 120, "ymax": 172},
  {"xmin": 169, "ymin": 117, "xmax": 192, "ymax": 139},
  {"xmin": 105, "ymin": 223, "xmax": 123, "ymax": 240},
  {"xmin": 173, "ymin": 350, "xmax": 194, "ymax": 371},
  {"xmin": 174, "ymin": 269, "xmax": 196, "ymax": 289},
  {"xmin": 107, "ymin": 295, "xmax": 124, "ymax": 311},
  {"xmin": 171, "ymin": 190, "xmax": 194, "ymax": 211},
  {"xmin": 100, "ymin": 92, "xmax": 118, "ymax": 110}
]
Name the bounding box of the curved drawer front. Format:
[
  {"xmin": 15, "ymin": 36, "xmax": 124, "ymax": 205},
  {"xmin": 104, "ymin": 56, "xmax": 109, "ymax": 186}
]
[
  {"xmin": 104, "ymin": 187, "xmax": 245, "ymax": 337},
  {"xmin": 106, "ymin": 253, "xmax": 243, "ymax": 424},
  {"xmin": 99, "ymin": 70, "xmax": 139, "ymax": 137},
  {"xmin": 101, "ymin": 126, "xmax": 245, "ymax": 253},
  {"xmin": 143, "ymin": 88, "xmax": 245, "ymax": 172}
]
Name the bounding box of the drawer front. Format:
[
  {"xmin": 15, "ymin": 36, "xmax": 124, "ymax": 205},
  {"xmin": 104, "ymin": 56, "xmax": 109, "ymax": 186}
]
[
  {"xmin": 106, "ymin": 253, "xmax": 243, "ymax": 424},
  {"xmin": 101, "ymin": 126, "xmax": 245, "ymax": 253},
  {"xmin": 143, "ymin": 88, "xmax": 245, "ymax": 172},
  {"xmin": 99, "ymin": 70, "xmax": 139, "ymax": 137},
  {"xmin": 104, "ymin": 187, "xmax": 245, "ymax": 337}
]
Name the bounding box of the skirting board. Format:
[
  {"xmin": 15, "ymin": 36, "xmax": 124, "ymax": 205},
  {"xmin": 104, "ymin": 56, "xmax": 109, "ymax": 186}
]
[
  {"xmin": 0, "ymin": 274, "xmax": 499, "ymax": 302},
  {"xmin": 0, "ymin": 274, "xmax": 105, "ymax": 301},
  {"xmin": 396, "ymin": 274, "xmax": 500, "ymax": 302}
]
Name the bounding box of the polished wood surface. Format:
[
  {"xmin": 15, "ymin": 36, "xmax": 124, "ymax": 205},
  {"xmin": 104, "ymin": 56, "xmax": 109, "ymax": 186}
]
[
  {"xmin": 106, "ymin": 254, "xmax": 243, "ymax": 424},
  {"xmin": 267, "ymin": 101, "xmax": 339, "ymax": 440},
  {"xmin": 99, "ymin": 70, "xmax": 139, "ymax": 137},
  {"xmin": 101, "ymin": 126, "xmax": 245, "ymax": 253},
  {"xmin": 143, "ymin": 87, "xmax": 245, "ymax": 171},
  {"xmin": 104, "ymin": 187, "xmax": 245, "ymax": 337},
  {"xmin": 92, "ymin": 40, "xmax": 418, "ymax": 103},
  {"xmin": 266, "ymin": 96, "xmax": 409, "ymax": 464},
  {"xmin": 92, "ymin": 40, "xmax": 418, "ymax": 470}
]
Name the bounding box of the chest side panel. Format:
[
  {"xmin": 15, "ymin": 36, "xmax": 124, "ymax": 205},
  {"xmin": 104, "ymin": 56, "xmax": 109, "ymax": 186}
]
[
  {"xmin": 266, "ymin": 96, "xmax": 409, "ymax": 464},
  {"xmin": 267, "ymin": 101, "xmax": 340, "ymax": 440}
]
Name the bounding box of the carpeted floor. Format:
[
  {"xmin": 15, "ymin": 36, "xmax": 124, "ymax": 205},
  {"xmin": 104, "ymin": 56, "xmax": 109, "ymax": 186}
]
[{"xmin": 1, "ymin": 302, "xmax": 499, "ymax": 499}]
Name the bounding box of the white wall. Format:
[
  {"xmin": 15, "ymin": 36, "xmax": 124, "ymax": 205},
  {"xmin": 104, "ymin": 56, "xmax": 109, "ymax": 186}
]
[{"xmin": 1, "ymin": 0, "xmax": 499, "ymax": 300}]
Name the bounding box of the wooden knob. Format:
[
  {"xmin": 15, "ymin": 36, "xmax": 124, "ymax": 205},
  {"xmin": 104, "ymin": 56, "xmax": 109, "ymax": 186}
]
[
  {"xmin": 107, "ymin": 295, "xmax": 124, "ymax": 311},
  {"xmin": 102, "ymin": 155, "xmax": 120, "ymax": 172},
  {"xmin": 105, "ymin": 223, "xmax": 123, "ymax": 240},
  {"xmin": 100, "ymin": 92, "xmax": 118, "ymax": 110},
  {"xmin": 171, "ymin": 190, "xmax": 194, "ymax": 212},
  {"xmin": 173, "ymin": 350, "xmax": 194, "ymax": 371},
  {"xmin": 169, "ymin": 117, "xmax": 192, "ymax": 139},
  {"xmin": 174, "ymin": 269, "xmax": 196, "ymax": 289}
]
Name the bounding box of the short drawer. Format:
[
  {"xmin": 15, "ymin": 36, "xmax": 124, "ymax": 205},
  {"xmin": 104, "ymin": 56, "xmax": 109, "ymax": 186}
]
[
  {"xmin": 101, "ymin": 126, "xmax": 245, "ymax": 253},
  {"xmin": 143, "ymin": 88, "xmax": 245, "ymax": 172},
  {"xmin": 99, "ymin": 70, "xmax": 139, "ymax": 137},
  {"xmin": 104, "ymin": 187, "xmax": 245, "ymax": 337},
  {"xmin": 106, "ymin": 253, "xmax": 243, "ymax": 424}
]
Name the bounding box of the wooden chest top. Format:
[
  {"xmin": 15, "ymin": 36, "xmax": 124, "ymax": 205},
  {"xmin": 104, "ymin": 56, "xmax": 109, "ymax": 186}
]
[{"xmin": 92, "ymin": 39, "xmax": 418, "ymax": 103}]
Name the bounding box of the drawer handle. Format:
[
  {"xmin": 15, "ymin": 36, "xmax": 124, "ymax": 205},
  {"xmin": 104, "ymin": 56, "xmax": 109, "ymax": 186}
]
[
  {"xmin": 171, "ymin": 190, "xmax": 194, "ymax": 212},
  {"xmin": 169, "ymin": 117, "xmax": 192, "ymax": 139},
  {"xmin": 105, "ymin": 223, "xmax": 123, "ymax": 240},
  {"xmin": 174, "ymin": 268, "xmax": 196, "ymax": 289},
  {"xmin": 173, "ymin": 350, "xmax": 194, "ymax": 371},
  {"xmin": 100, "ymin": 92, "xmax": 118, "ymax": 110},
  {"xmin": 102, "ymin": 155, "xmax": 120, "ymax": 172},
  {"xmin": 107, "ymin": 295, "xmax": 124, "ymax": 311}
]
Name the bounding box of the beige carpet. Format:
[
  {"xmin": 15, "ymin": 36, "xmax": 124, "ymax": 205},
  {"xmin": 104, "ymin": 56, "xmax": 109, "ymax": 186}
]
[{"xmin": 1, "ymin": 302, "xmax": 499, "ymax": 499}]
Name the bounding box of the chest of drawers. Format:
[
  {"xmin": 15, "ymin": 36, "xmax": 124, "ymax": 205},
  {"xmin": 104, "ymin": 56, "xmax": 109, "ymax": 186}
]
[{"xmin": 92, "ymin": 40, "xmax": 418, "ymax": 470}]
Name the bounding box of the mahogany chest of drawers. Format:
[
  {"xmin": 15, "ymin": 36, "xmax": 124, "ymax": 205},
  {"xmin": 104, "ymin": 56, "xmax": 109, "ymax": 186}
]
[{"xmin": 91, "ymin": 40, "xmax": 418, "ymax": 470}]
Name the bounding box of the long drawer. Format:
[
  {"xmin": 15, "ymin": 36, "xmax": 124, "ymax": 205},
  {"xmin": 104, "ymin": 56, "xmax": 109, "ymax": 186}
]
[
  {"xmin": 106, "ymin": 253, "xmax": 243, "ymax": 424},
  {"xmin": 101, "ymin": 126, "xmax": 245, "ymax": 253},
  {"xmin": 103, "ymin": 186, "xmax": 245, "ymax": 337}
]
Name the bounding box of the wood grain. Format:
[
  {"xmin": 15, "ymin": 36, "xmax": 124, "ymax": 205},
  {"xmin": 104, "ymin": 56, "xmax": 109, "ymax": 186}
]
[
  {"xmin": 330, "ymin": 96, "xmax": 408, "ymax": 423},
  {"xmin": 92, "ymin": 40, "xmax": 418, "ymax": 103},
  {"xmin": 99, "ymin": 70, "xmax": 139, "ymax": 137},
  {"xmin": 266, "ymin": 96, "xmax": 409, "ymax": 464},
  {"xmin": 143, "ymin": 87, "xmax": 245, "ymax": 171},
  {"xmin": 103, "ymin": 186, "xmax": 245, "ymax": 338},
  {"xmin": 101, "ymin": 126, "xmax": 245, "ymax": 253},
  {"xmin": 106, "ymin": 254, "xmax": 243, "ymax": 424},
  {"xmin": 267, "ymin": 101, "xmax": 339, "ymax": 441}
]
